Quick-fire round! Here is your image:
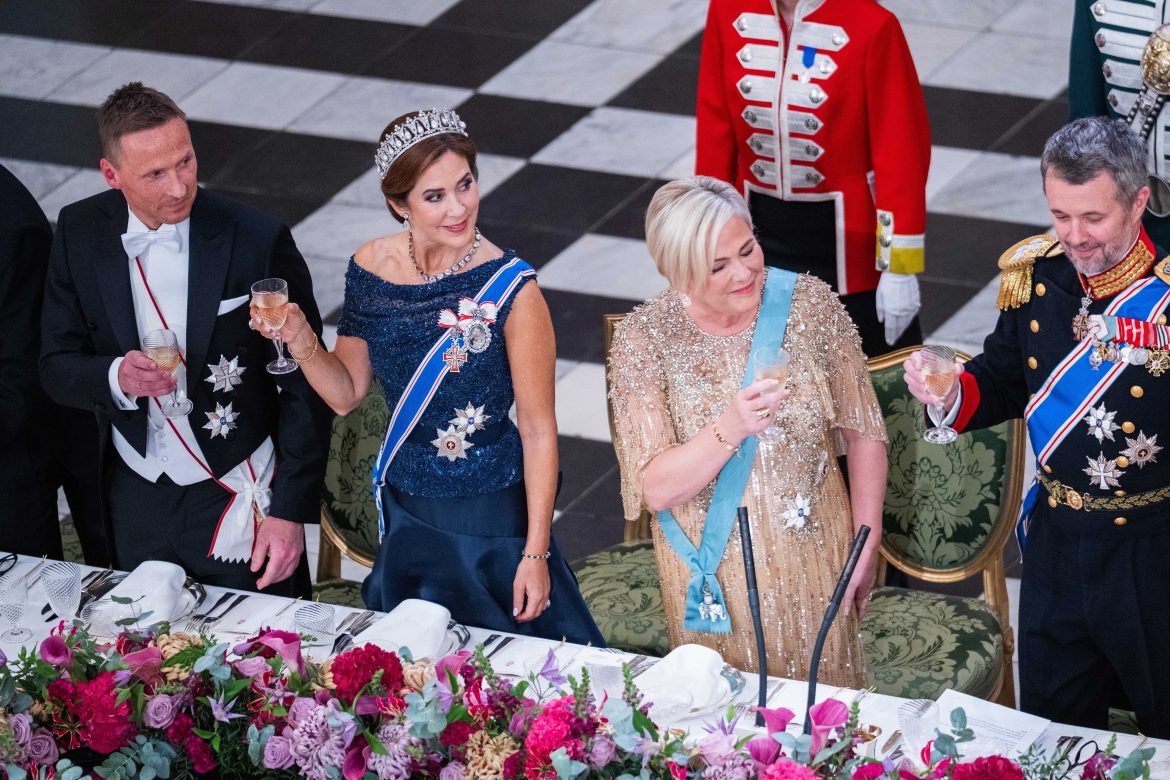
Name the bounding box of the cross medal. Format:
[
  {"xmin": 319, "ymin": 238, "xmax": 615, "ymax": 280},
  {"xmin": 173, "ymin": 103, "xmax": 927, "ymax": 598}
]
[
  {"xmin": 1071, "ymin": 295, "xmax": 1093, "ymax": 341},
  {"xmin": 443, "ymin": 342, "xmax": 469, "ymax": 372}
]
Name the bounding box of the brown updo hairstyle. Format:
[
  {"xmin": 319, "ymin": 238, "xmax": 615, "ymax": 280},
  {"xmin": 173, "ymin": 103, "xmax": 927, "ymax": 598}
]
[{"xmin": 378, "ymin": 110, "xmax": 479, "ymax": 224}]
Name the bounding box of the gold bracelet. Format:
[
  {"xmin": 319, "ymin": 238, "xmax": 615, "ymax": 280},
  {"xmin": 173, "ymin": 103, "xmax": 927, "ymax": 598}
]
[
  {"xmin": 711, "ymin": 421, "xmax": 739, "ymax": 453},
  {"xmin": 292, "ymin": 335, "xmax": 320, "ymax": 363}
]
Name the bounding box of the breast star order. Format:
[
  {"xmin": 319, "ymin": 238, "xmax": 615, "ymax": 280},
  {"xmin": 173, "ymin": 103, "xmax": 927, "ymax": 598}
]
[
  {"xmin": 450, "ymin": 403, "xmax": 490, "ymax": 434},
  {"xmin": 1083, "ymin": 452, "xmax": 1122, "ymax": 491},
  {"xmin": 205, "ymin": 354, "xmax": 246, "ymax": 393},
  {"xmin": 203, "ymin": 402, "xmax": 239, "ymax": 440}
]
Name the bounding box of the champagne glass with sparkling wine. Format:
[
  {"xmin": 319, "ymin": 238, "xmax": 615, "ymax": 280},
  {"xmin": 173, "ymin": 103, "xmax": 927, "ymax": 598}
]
[
  {"xmin": 251, "ymin": 278, "xmax": 298, "ymax": 375},
  {"xmin": 920, "ymin": 344, "xmax": 959, "ymax": 444},
  {"xmin": 142, "ymin": 328, "xmax": 192, "ymax": 417},
  {"xmin": 752, "ymin": 343, "xmax": 790, "ymax": 444}
]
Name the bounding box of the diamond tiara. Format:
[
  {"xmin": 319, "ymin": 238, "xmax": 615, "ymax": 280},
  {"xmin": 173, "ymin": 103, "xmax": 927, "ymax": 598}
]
[{"xmin": 374, "ymin": 108, "xmax": 468, "ymax": 179}]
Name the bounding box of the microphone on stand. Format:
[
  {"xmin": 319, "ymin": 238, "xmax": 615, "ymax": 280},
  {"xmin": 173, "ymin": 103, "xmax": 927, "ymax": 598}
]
[
  {"xmin": 736, "ymin": 506, "xmax": 767, "ymax": 727},
  {"xmin": 803, "ymin": 525, "xmax": 871, "ymax": 736}
]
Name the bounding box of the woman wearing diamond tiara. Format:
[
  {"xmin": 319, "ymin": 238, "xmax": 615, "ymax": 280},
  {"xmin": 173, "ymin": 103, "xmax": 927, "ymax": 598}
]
[
  {"xmin": 251, "ymin": 109, "xmax": 603, "ymax": 644},
  {"xmin": 608, "ymin": 177, "xmax": 885, "ymax": 683}
]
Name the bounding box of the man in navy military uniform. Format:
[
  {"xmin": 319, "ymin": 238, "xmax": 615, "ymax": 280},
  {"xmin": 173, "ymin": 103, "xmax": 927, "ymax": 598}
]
[{"xmin": 905, "ymin": 118, "xmax": 1170, "ymax": 737}]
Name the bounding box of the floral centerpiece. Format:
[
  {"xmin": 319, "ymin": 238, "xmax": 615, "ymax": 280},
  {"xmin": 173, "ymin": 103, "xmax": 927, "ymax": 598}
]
[{"xmin": 0, "ymin": 621, "xmax": 1154, "ymax": 780}]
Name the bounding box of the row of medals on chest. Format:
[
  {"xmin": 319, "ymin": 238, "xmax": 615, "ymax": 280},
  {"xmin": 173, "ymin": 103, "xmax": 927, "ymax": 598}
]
[{"xmin": 1071, "ymin": 293, "xmax": 1170, "ymax": 376}]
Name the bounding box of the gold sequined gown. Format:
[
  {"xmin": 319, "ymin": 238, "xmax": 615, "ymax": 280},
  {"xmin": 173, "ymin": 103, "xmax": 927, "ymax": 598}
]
[{"xmin": 608, "ymin": 275, "xmax": 886, "ymax": 685}]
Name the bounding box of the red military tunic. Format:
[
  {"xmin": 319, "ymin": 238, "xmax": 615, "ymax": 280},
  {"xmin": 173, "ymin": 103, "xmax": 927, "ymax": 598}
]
[{"xmin": 696, "ymin": 0, "xmax": 930, "ymax": 295}]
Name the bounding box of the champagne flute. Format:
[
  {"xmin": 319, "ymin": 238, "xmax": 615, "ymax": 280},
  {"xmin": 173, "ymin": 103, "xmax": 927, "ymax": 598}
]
[
  {"xmin": 142, "ymin": 328, "xmax": 192, "ymax": 418},
  {"xmin": 752, "ymin": 343, "xmax": 790, "ymax": 444},
  {"xmin": 920, "ymin": 344, "xmax": 959, "ymax": 444},
  {"xmin": 0, "ymin": 575, "xmax": 32, "ymax": 643},
  {"xmin": 251, "ymin": 278, "xmax": 298, "ymax": 375}
]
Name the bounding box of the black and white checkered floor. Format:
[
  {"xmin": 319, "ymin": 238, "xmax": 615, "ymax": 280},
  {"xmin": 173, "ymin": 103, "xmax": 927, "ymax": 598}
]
[{"xmin": 3, "ymin": 0, "xmax": 1066, "ymax": 572}]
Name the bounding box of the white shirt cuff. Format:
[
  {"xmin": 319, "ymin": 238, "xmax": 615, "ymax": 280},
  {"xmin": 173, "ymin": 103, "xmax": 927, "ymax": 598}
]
[
  {"xmin": 108, "ymin": 357, "xmax": 139, "ymax": 411},
  {"xmin": 941, "ymin": 384, "xmax": 962, "ymax": 427}
]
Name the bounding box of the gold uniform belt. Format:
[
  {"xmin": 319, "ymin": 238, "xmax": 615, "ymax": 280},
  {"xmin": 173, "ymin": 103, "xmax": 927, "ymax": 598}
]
[{"xmin": 1039, "ymin": 473, "xmax": 1170, "ymax": 512}]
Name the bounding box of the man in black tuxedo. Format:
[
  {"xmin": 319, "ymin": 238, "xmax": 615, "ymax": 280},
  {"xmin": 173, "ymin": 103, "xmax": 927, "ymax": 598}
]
[
  {"xmin": 40, "ymin": 83, "xmax": 331, "ymax": 595},
  {"xmin": 0, "ymin": 163, "xmax": 62, "ymax": 559}
]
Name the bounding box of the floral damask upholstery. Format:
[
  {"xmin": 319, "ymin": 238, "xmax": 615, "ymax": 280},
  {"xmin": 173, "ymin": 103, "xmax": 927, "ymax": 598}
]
[
  {"xmin": 860, "ymin": 352, "xmax": 1019, "ymax": 705},
  {"xmin": 572, "ymin": 540, "xmax": 669, "ymax": 657}
]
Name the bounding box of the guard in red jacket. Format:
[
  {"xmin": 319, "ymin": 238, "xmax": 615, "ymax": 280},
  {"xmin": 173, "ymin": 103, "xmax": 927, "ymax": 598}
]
[{"xmin": 697, "ymin": 0, "xmax": 931, "ymax": 356}]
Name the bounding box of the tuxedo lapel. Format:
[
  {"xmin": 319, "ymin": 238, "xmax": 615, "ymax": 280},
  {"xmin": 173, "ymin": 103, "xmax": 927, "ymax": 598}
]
[
  {"xmin": 93, "ymin": 195, "xmax": 140, "ymax": 356},
  {"xmin": 186, "ymin": 190, "xmax": 235, "ymax": 372}
]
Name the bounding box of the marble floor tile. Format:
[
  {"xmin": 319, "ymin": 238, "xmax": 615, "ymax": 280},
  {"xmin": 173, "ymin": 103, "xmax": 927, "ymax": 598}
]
[
  {"xmin": 293, "ymin": 201, "xmax": 400, "ymax": 262},
  {"xmin": 476, "ymin": 154, "xmax": 528, "ymax": 198},
  {"xmin": 312, "ymin": 0, "xmax": 461, "ymax": 25},
  {"xmin": 882, "ymin": 0, "xmax": 1017, "ymax": 31},
  {"xmin": 38, "ymin": 169, "xmax": 108, "ymax": 221},
  {"xmin": 1005, "ymin": 576, "xmax": 1020, "ymax": 663},
  {"xmin": 925, "ymin": 146, "xmax": 983, "ymax": 204},
  {"xmin": 537, "ymin": 233, "xmax": 667, "ymax": 300},
  {"xmin": 550, "ymin": 0, "xmax": 707, "ymax": 55},
  {"xmin": 287, "ymin": 76, "xmax": 472, "ymax": 143},
  {"xmin": 480, "ymin": 40, "xmax": 661, "ymax": 107},
  {"xmin": 930, "ymin": 150, "xmax": 1051, "ymax": 227},
  {"xmin": 303, "ymin": 253, "xmax": 353, "ymax": 319},
  {"xmin": 303, "ymin": 523, "xmax": 372, "ymax": 584},
  {"xmin": 900, "ymin": 23, "xmax": 981, "ymax": 82},
  {"xmin": 991, "ymin": 0, "xmax": 1074, "ymax": 41},
  {"xmin": 533, "ymin": 107, "xmax": 695, "ymax": 177},
  {"xmin": 554, "ymin": 362, "xmax": 611, "ymax": 441},
  {"xmin": 0, "ymin": 34, "xmax": 109, "ymax": 100},
  {"xmin": 328, "ymin": 152, "xmax": 526, "ymax": 213},
  {"xmin": 924, "ymin": 274, "xmax": 1001, "ymax": 357},
  {"xmin": 658, "ymin": 147, "xmax": 696, "ymax": 180},
  {"xmin": 926, "ymin": 31, "xmax": 1068, "ymax": 100},
  {"xmin": 181, "ymin": 62, "xmax": 347, "ymax": 131},
  {"xmin": 47, "ymin": 49, "xmax": 229, "ymax": 107},
  {"xmin": 197, "ymin": 0, "xmax": 324, "ymax": 10},
  {"xmin": 555, "ymin": 358, "xmax": 582, "ymax": 381},
  {"xmin": 0, "ymin": 158, "xmax": 79, "ymax": 201}
]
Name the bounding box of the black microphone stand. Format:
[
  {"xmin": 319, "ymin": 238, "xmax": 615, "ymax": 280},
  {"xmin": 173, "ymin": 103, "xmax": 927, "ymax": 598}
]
[
  {"xmin": 803, "ymin": 525, "xmax": 871, "ymax": 736},
  {"xmin": 736, "ymin": 506, "xmax": 767, "ymax": 727}
]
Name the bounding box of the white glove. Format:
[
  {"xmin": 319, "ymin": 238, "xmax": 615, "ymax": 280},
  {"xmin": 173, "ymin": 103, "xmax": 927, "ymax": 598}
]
[{"xmin": 875, "ymin": 272, "xmax": 920, "ymax": 346}]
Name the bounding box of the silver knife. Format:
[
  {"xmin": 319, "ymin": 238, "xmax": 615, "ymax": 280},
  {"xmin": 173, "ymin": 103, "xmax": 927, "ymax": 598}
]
[{"xmin": 485, "ymin": 635, "xmax": 515, "ymax": 660}]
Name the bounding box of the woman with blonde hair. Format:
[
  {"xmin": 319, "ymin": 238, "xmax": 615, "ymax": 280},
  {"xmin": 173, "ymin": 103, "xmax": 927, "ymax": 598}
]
[{"xmin": 608, "ymin": 176, "xmax": 885, "ymax": 682}]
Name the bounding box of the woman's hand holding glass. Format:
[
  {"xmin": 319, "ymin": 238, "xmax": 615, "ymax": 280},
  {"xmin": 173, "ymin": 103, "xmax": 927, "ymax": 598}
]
[
  {"xmin": 718, "ymin": 378, "xmax": 789, "ymax": 448},
  {"xmin": 249, "ymin": 295, "xmax": 314, "ymax": 361}
]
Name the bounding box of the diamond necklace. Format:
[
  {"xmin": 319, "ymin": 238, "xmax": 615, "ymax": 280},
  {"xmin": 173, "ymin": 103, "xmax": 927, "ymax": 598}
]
[{"xmin": 409, "ymin": 226, "xmax": 482, "ymax": 283}]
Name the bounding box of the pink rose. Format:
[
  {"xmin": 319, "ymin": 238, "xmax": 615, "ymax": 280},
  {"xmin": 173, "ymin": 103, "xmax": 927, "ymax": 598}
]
[{"xmin": 234, "ymin": 656, "xmax": 270, "ymax": 678}]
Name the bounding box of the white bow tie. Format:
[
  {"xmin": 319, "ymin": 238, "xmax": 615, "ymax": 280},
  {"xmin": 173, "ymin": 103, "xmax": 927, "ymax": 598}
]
[{"xmin": 122, "ymin": 224, "xmax": 183, "ymax": 258}]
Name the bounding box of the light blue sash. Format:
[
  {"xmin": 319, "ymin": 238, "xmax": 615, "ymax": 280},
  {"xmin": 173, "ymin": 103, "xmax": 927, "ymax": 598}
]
[
  {"xmin": 656, "ymin": 270, "xmax": 797, "ymax": 633},
  {"xmin": 371, "ymin": 258, "xmax": 535, "ymax": 538},
  {"xmin": 1016, "ymin": 274, "xmax": 1170, "ymax": 551}
]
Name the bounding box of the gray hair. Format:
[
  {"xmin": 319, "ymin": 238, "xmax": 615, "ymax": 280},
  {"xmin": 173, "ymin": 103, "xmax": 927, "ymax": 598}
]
[
  {"xmin": 644, "ymin": 177, "xmax": 753, "ymax": 293},
  {"xmin": 1040, "ymin": 117, "xmax": 1147, "ymax": 204}
]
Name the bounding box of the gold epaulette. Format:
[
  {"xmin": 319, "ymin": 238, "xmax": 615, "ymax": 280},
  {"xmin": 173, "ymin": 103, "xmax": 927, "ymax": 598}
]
[
  {"xmin": 996, "ymin": 234, "xmax": 1063, "ymax": 310},
  {"xmin": 1155, "ymin": 254, "xmax": 1170, "ymax": 287}
]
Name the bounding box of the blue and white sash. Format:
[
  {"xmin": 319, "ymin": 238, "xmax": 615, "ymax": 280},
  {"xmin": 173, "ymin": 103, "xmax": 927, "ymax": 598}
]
[
  {"xmin": 1017, "ymin": 275, "xmax": 1170, "ymax": 550},
  {"xmin": 656, "ymin": 270, "xmax": 797, "ymax": 634},
  {"xmin": 371, "ymin": 258, "xmax": 535, "ymax": 538}
]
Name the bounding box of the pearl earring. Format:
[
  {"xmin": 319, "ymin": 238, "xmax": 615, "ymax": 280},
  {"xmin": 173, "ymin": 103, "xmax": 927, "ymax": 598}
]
[{"xmin": 403, "ymin": 212, "xmax": 410, "ymax": 231}]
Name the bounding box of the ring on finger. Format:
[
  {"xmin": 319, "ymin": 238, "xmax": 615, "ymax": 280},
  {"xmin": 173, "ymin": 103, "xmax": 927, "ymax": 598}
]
[
  {"xmin": 543, "ymin": 599, "xmax": 551, "ymax": 609},
  {"xmin": 755, "ymin": 408, "xmax": 771, "ymax": 419}
]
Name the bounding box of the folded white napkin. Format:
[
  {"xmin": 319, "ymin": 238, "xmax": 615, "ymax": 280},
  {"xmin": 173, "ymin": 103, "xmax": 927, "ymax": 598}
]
[
  {"xmin": 105, "ymin": 561, "xmax": 186, "ymax": 622},
  {"xmin": 636, "ymin": 643, "xmax": 728, "ymax": 709},
  {"xmin": 354, "ymin": 599, "xmax": 450, "ymax": 659}
]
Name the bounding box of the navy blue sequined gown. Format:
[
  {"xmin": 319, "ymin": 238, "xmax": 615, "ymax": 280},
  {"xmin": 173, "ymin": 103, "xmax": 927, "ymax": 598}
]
[{"xmin": 337, "ymin": 251, "xmax": 603, "ymax": 645}]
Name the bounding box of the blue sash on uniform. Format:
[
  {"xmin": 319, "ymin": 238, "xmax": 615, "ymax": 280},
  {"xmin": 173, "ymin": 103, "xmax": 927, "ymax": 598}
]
[
  {"xmin": 371, "ymin": 258, "xmax": 535, "ymax": 538},
  {"xmin": 656, "ymin": 270, "xmax": 797, "ymax": 634},
  {"xmin": 1017, "ymin": 275, "xmax": 1170, "ymax": 551}
]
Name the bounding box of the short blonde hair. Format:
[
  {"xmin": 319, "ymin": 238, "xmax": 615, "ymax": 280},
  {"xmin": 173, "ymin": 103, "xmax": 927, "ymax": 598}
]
[{"xmin": 644, "ymin": 176, "xmax": 753, "ymax": 293}]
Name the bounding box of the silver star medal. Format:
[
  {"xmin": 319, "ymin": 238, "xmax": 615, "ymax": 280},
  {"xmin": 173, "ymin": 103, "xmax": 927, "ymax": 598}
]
[
  {"xmin": 1122, "ymin": 431, "xmax": 1162, "ymax": 469},
  {"xmin": 1083, "ymin": 452, "xmax": 1122, "ymax": 490},
  {"xmin": 205, "ymin": 354, "xmax": 246, "ymax": 393},
  {"xmin": 1083, "ymin": 403, "xmax": 1119, "ymax": 443},
  {"xmin": 451, "ymin": 403, "xmax": 490, "ymax": 434},
  {"xmin": 432, "ymin": 425, "xmax": 471, "ymax": 461},
  {"xmin": 203, "ymin": 402, "xmax": 239, "ymax": 440}
]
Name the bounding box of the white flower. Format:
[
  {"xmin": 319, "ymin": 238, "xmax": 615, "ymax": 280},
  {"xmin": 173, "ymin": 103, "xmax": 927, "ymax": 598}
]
[{"xmin": 784, "ymin": 495, "xmax": 812, "ymax": 530}]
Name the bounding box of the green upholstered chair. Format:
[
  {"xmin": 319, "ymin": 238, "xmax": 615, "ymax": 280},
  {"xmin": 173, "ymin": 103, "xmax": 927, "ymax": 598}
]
[
  {"xmin": 861, "ymin": 347, "xmax": 1024, "ymax": 707},
  {"xmin": 312, "ymin": 379, "xmax": 387, "ymax": 609}
]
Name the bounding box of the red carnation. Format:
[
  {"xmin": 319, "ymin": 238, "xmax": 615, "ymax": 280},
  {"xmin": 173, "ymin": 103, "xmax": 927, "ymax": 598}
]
[
  {"xmin": 329, "ymin": 644, "xmax": 405, "ymax": 704},
  {"xmin": 440, "ymin": 721, "xmax": 474, "ymax": 747},
  {"xmin": 167, "ymin": 713, "xmax": 195, "ymax": 744},
  {"xmin": 951, "ymin": 756, "xmax": 1025, "ymax": 780},
  {"xmin": 186, "ymin": 734, "xmax": 216, "ymax": 774},
  {"xmin": 72, "ymin": 672, "xmax": 136, "ymax": 753}
]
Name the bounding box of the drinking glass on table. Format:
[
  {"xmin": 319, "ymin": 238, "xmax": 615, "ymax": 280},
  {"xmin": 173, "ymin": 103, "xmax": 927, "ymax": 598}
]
[
  {"xmin": 920, "ymin": 344, "xmax": 959, "ymax": 445},
  {"xmin": 43, "ymin": 561, "xmax": 81, "ymax": 622},
  {"xmin": 752, "ymin": 343, "xmax": 790, "ymax": 444},
  {"xmin": 251, "ymin": 278, "xmax": 298, "ymax": 375},
  {"xmin": 295, "ymin": 603, "xmax": 335, "ymax": 650},
  {"xmin": 142, "ymin": 328, "xmax": 192, "ymax": 417},
  {"xmin": 0, "ymin": 575, "xmax": 32, "ymax": 643}
]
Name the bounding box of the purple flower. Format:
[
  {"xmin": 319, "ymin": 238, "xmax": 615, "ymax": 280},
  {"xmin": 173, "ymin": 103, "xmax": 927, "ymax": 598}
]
[
  {"xmin": 0, "ymin": 648, "xmax": 7, "ymax": 666},
  {"xmin": 538, "ymin": 649, "xmax": 567, "ymax": 687},
  {"xmin": 588, "ymin": 736, "xmax": 616, "ymax": 767},
  {"xmin": 366, "ymin": 722, "xmax": 418, "ymax": 780},
  {"xmin": 235, "ymin": 656, "xmax": 270, "ymax": 678},
  {"xmin": 209, "ymin": 690, "xmax": 243, "ymax": 723},
  {"xmin": 9, "ymin": 713, "xmax": 31, "ymax": 746},
  {"xmin": 256, "ymin": 629, "xmax": 305, "ymax": 678},
  {"xmin": 39, "ymin": 635, "xmax": 71, "ymax": 667},
  {"xmin": 439, "ymin": 761, "xmax": 464, "ymax": 780},
  {"xmin": 113, "ymin": 669, "xmax": 133, "ymax": 687},
  {"xmin": 263, "ymin": 735, "xmax": 296, "ymax": 770},
  {"xmin": 144, "ymin": 693, "xmax": 178, "ymax": 729},
  {"xmin": 286, "ymin": 699, "xmax": 357, "ymax": 780},
  {"xmin": 26, "ymin": 728, "xmax": 58, "ymax": 765},
  {"xmin": 287, "ymin": 696, "xmax": 317, "ymax": 727},
  {"xmin": 808, "ymin": 698, "xmax": 849, "ymax": 756}
]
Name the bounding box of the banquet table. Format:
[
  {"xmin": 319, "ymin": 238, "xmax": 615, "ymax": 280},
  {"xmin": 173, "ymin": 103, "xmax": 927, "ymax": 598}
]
[{"xmin": 3, "ymin": 553, "xmax": 1167, "ymax": 770}]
